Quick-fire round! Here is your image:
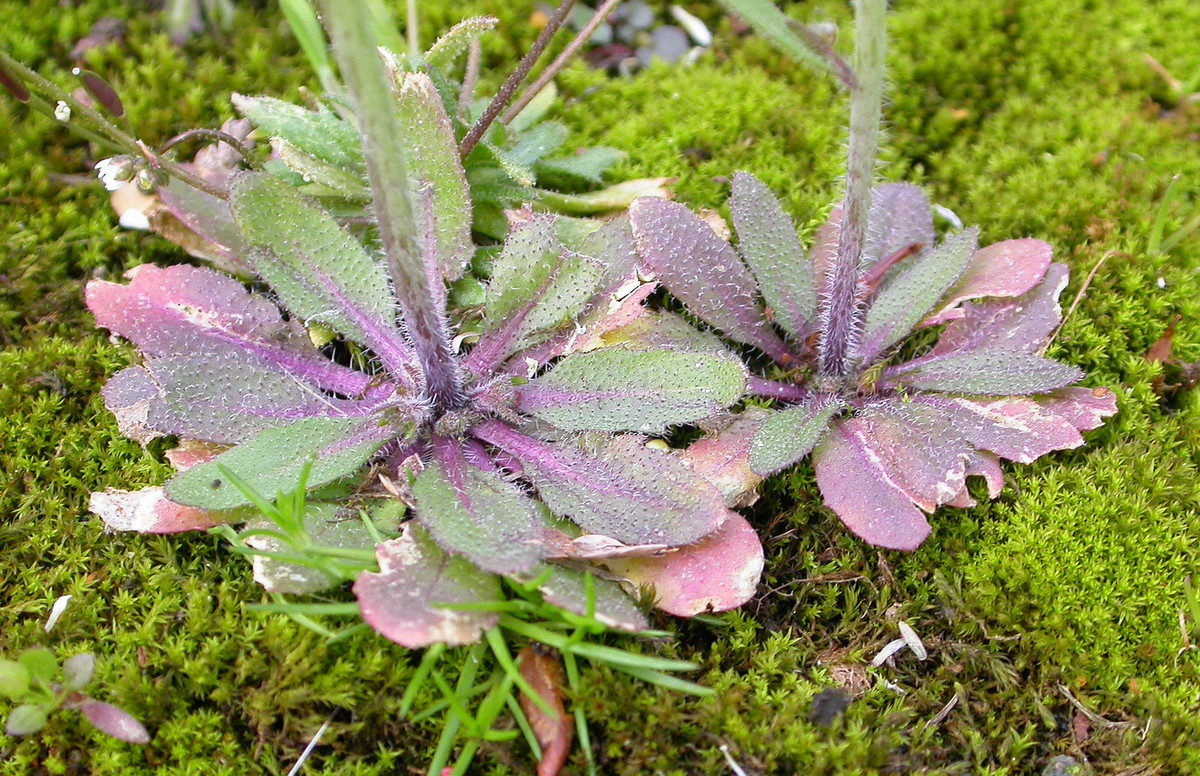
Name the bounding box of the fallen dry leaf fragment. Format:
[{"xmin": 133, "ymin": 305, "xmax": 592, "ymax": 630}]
[{"xmin": 517, "ymin": 645, "xmax": 572, "ymax": 776}]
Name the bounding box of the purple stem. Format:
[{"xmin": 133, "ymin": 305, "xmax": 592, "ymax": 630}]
[{"xmin": 746, "ymin": 376, "xmax": 810, "ymax": 402}]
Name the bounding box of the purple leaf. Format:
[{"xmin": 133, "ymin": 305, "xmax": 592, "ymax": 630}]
[
  {"xmin": 749, "ymin": 399, "xmax": 843, "ymax": 476},
  {"xmin": 475, "ymin": 421, "xmax": 732, "ymax": 547},
  {"xmin": 858, "ymin": 228, "xmax": 979, "ymax": 364},
  {"xmin": 74, "ymin": 700, "xmax": 151, "ymax": 744},
  {"xmin": 915, "ymin": 391, "xmax": 1114, "ymax": 464},
  {"xmin": 604, "ymin": 513, "xmax": 764, "ymax": 616},
  {"xmin": 354, "ymin": 524, "xmax": 501, "ymax": 648},
  {"xmin": 131, "ymin": 353, "xmax": 388, "ymax": 445},
  {"xmin": 155, "ymin": 180, "xmax": 252, "ymax": 275},
  {"xmin": 887, "ymin": 350, "xmax": 1084, "ymax": 396},
  {"xmin": 811, "ymin": 420, "xmax": 932, "ymax": 551},
  {"xmin": 810, "ymin": 183, "xmax": 934, "ymax": 282},
  {"xmin": 729, "ymin": 172, "xmax": 817, "ymax": 338},
  {"xmin": 100, "ymin": 366, "xmax": 159, "ymax": 444},
  {"xmin": 413, "ymin": 438, "xmax": 548, "ymax": 575},
  {"xmin": 89, "ymin": 487, "xmax": 227, "ymax": 533},
  {"xmin": 923, "ymin": 239, "xmax": 1053, "ymax": 326},
  {"xmin": 929, "ymin": 263, "xmax": 1070, "ymax": 358},
  {"xmin": 630, "ymin": 197, "xmax": 793, "ymax": 364},
  {"xmin": 517, "ymin": 347, "xmax": 745, "ymax": 433},
  {"xmin": 86, "ymin": 264, "xmax": 370, "ymax": 397}
]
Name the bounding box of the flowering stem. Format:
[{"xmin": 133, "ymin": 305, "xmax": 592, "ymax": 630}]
[
  {"xmin": 818, "ymin": 0, "xmax": 887, "ymax": 376},
  {"xmin": 318, "ymin": 0, "xmax": 461, "ymax": 411}
]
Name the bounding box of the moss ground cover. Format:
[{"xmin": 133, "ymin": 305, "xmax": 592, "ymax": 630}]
[{"xmin": 1, "ymin": 0, "xmax": 1197, "ymax": 773}]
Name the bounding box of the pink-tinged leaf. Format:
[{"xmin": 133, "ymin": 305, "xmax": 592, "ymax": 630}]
[
  {"xmin": 474, "ymin": 421, "xmax": 731, "ymax": 547},
  {"xmin": 930, "ymin": 263, "xmax": 1070, "ymax": 358},
  {"xmin": 88, "ymin": 487, "xmax": 227, "ymax": 534},
  {"xmin": 915, "ymin": 393, "xmax": 1107, "ymax": 464},
  {"xmin": 811, "ymin": 422, "xmax": 932, "ymax": 551},
  {"xmin": 73, "ymin": 700, "xmax": 150, "ymax": 744},
  {"xmin": 86, "ymin": 264, "xmax": 369, "ymax": 397},
  {"xmin": 518, "ymin": 347, "xmax": 745, "ymax": 434},
  {"xmin": 945, "ymin": 450, "xmax": 1006, "ymax": 507},
  {"xmin": 729, "ymin": 172, "xmax": 817, "ymax": 338},
  {"xmin": 1038, "ymin": 386, "xmax": 1118, "ymax": 431},
  {"xmin": 155, "ymin": 180, "xmax": 252, "ymax": 274},
  {"xmin": 354, "ymin": 524, "xmax": 501, "ymax": 648},
  {"xmin": 136, "ymin": 353, "xmax": 389, "ymax": 445},
  {"xmin": 413, "ymin": 438, "xmax": 548, "ymax": 575},
  {"xmin": 858, "ymin": 228, "xmax": 979, "ymax": 364},
  {"xmin": 923, "ymin": 239, "xmax": 1053, "ymax": 326},
  {"xmin": 630, "ymin": 197, "xmax": 792, "ymax": 364},
  {"xmin": 749, "ymin": 399, "xmax": 843, "ymax": 477},
  {"xmin": 604, "ymin": 513, "xmax": 764, "ymax": 617},
  {"xmin": 677, "ymin": 409, "xmax": 771, "ymax": 508},
  {"xmin": 531, "ymin": 564, "xmax": 649, "ymax": 631},
  {"xmin": 811, "ymin": 184, "xmax": 934, "ymax": 282},
  {"xmin": 887, "ymin": 350, "xmax": 1084, "ymax": 396},
  {"xmin": 162, "ymin": 440, "xmax": 225, "ymax": 471}
]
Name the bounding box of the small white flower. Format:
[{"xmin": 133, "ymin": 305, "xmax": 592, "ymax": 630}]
[
  {"xmin": 54, "ymin": 101, "xmax": 71, "ymax": 121},
  {"xmin": 94, "ymin": 157, "xmax": 132, "ymax": 191}
]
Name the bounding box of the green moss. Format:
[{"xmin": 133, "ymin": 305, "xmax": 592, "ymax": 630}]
[{"xmin": 2, "ymin": 0, "xmax": 1199, "ymax": 773}]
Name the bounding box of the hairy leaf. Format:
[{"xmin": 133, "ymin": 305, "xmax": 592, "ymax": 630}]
[
  {"xmin": 424, "ymin": 16, "xmax": 498, "ymax": 72},
  {"xmin": 924, "ymin": 239, "xmax": 1053, "ymax": 325},
  {"xmin": 630, "ymin": 197, "xmax": 791, "ymax": 363},
  {"xmin": 232, "ymin": 94, "xmax": 362, "ymax": 170},
  {"xmin": 730, "ymin": 171, "xmax": 817, "ymax": 338},
  {"xmin": 889, "ymin": 350, "xmax": 1083, "ymax": 395},
  {"xmin": 354, "ymin": 524, "xmax": 501, "ymax": 648},
  {"xmin": 749, "ymin": 399, "xmax": 843, "ymax": 476},
  {"xmin": 811, "ymin": 183, "xmax": 934, "ymax": 281},
  {"xmin": 413, "ymin": 440, "xmax": 547, "ymax": 575},
  {"xmin": 476, "ymin": 422, "xmax": 731, "ymax": 547},
  {"xmin": 930, "ymin": 263, "xmax": 1070, "ymax": 357},
  {"xmin": 231, "ymin": 174, "xmax": 414, "ymax": 372},
  {"xmin": 676, "ymin": 408, "xmax": 770, "ymax": 508},
  {"xmin": 392, "ymin": 72, "xmax": 474, "ymax": 282},
  {"xmin": 518, "ymin": 347, "xmax": 745, "ymax": 433},
  {"xmin": 531, "ymin": 564, "xmax": 648, "ymax": 633},
  {"xmin": 859, "ymin": 227, "xmax": 979, "ymax": 363},
  {"xmin": 165, "ymin": 416, "xmax": 393, "ymax": 510}
]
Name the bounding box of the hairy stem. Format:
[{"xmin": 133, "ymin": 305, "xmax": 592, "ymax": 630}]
[
  {"xmin": 818, "ymin": 0, "xmax": 887, "ymax": 376},
  {"xmin": 318, "ymin": 0, "xmax": 461, "ymax": 411},
  {"xmin": 458, "ymin": 0, "xmax": 577, "ymax": 159}
]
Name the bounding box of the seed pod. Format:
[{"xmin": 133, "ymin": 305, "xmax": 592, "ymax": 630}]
[{"xmin": 72, "ymin": 67, "xmax": 124, "ymax": 117}]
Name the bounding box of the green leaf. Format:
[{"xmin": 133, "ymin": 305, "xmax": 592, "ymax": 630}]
[
  {"xmin": 165, "ymin": 416, "xmax": 393, "ymax": 510},
  {"xmin": 424, "ymin": 16, "xmax": 499, "ymax": 73},
  {"xmin": 891, "ymin": 351, "xmax": 1084, "ymax": 395},
  {"xmin": 391, "ymin": 72, "xmax": 474, "ymax": 281},
  {"xmin": 505, "ymin": 121, "xmax": 569, "ymax": 167},
  {"xmin": 520, "ymin": 348, "xmax": 746, "ymax": 433},
  {"xmin": 271, "ymin": 138, "xmax": 370, "ymax": 200},
  {"xmin": 414, "ymin": 448, "xmax": 548, "ymax": 575},
  {"xmin": 507, "ymin": 81, "xmax": 557, "ymax": 133},
  {"xmin": 536, "ymin": 147, "xmax": 626, "ymax": 185},
  {"xmin": 749, "ymin": 400, "xmax": 843, "ymax": 475},
  {"xmin": 6, "ymin": 704, "xmax": 48, "ymax": 737},
  {"xmin": 860, "ymin": 228, "xmax": 979, "ymax": 362},
  {"xmin": 0, "ymin": 660, "xmax": 30, "ymax": 700},
  {"xmin": 17, "ymin": 649, "xmax": 56, "ymax": 684},
  {"xmin": 230, "ymin": 173, "xmax": 400, "ymax": 348},
  {"xmin": 482, "ymin": 217, "xmax": 603, "ymax": 351},
  {"xmin": 231, "ymin": 94, "xmax": 362, "ymax": 170}
]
